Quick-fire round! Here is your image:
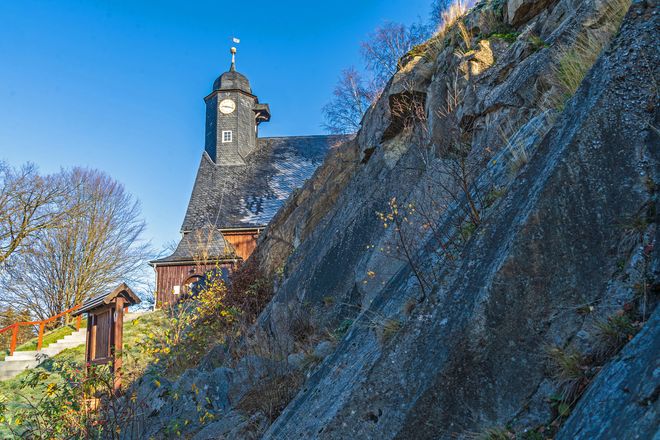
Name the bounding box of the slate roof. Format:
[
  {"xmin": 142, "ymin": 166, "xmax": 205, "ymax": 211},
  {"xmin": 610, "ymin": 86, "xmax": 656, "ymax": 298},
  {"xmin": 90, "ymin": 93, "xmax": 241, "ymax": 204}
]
[
  {"xmin": 213, "ymin": 62, "xmax": 252, "ymax": 94},
  {"xmin": 213, "ymin": 68, "xmax": 252, "ymax": 94},
  {"xmin": 150, "ymin": 226, "xmax": 234, "ymax": 264},
  {"xmin": 181, "ymin": 135, "xmax": 349, "ymax": 231},
  {"xmin": 151, "ymin": 134, "xmax": 349, "ymax": 265}
]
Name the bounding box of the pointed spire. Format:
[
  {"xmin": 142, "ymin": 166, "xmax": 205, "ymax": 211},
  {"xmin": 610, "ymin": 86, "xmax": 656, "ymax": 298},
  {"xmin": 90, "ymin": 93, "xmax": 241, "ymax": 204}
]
[{"xmin": 230, "ymin": 47, "xmax": 237, "ymax": 72}]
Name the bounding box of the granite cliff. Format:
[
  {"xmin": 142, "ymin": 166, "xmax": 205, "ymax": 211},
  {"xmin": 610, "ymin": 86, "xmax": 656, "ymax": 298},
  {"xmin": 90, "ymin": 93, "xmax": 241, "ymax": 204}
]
[{"xmin": 132, "ymin": 0, "xmax": 659, "ymax": 438}]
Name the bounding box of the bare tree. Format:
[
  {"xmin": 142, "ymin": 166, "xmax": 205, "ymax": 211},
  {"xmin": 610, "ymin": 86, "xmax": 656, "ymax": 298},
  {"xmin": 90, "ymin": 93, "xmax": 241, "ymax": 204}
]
[
  {"xmin": 323, "ymin": 20, "xmax": 430, "ymax": 134},
  {"xmin": 0, "ymin": 162, "xmax": 71, "ymax": 266},
  {"xmin": 361, "ymin": 21, "xmax": 431, "ymax": 91},
  {"xmin": 2, "ymin": 168, "xmax": 150, "ymax": 320},
  {"xmin": 322, "ymin": 67, "xmax": 375, "ymax": 134},
  {"xmin": 429, "ymin": 0, "xmax": 452, "ymax": 28}
]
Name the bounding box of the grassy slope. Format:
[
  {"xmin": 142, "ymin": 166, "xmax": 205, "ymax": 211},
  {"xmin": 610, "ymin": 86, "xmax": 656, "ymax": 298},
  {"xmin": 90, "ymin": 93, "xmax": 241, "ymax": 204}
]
[
  {"xmin": 0, "ymin": 310, "xmax": 166, "ymax": 438},
  {"xmin": 15, "ymin": 321, "xmax": 87, "ymax": 352}
]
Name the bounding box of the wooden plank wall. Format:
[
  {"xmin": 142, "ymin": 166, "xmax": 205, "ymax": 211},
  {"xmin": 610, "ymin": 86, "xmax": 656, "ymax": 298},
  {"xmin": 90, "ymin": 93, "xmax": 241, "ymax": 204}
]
[
  {"xmin": 154, "ymin": 230, "xmax": 261, "ymax": 307},
  {"xmin": 156, "ymin": 263, "xmax": 232, "ymax": 307},
  {"xmin": 222, "ymin": 230, "xmax": 260, "ymax": 260}
]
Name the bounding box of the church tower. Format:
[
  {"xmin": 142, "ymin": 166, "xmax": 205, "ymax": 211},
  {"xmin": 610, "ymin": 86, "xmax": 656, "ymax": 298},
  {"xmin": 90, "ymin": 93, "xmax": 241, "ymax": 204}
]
[
  {"xmin": 150, "ymin": 46, "xmax": 345, "ymax": 307},
  {"xmin": 204, "ymin": 47, "xmax": 270, "ymax": 165}
]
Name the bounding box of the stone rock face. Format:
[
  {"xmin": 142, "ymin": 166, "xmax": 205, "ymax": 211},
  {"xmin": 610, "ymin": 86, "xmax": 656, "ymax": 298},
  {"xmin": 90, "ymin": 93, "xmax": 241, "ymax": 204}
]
[
  {"xmin": 556, "ymin": 307, "xmax": 660, "ymax": 440},
  {"xmin": 132, "ymin": 0, "xmax": 659, "ymax": 438},
  {"xmin": 257, "ymin": 0, "xmax": 658, "ymax": 438},
  {"xmin": 506, "ymin": 0, "xmax": 558, "ymax": 26}
]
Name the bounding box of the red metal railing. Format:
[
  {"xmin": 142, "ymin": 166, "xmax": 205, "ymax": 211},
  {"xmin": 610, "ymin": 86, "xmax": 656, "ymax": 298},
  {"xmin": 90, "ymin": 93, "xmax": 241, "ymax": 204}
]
[{"xmin": 0, "ymin": 305, "xmax": 82, "ymax": 356}]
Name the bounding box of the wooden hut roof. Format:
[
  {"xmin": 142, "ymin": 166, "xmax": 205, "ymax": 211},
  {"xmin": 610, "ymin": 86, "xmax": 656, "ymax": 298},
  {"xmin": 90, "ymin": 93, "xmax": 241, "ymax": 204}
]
[{"xmin": 73, "ymin": 283, "xmax": 141, "ymax": 316}]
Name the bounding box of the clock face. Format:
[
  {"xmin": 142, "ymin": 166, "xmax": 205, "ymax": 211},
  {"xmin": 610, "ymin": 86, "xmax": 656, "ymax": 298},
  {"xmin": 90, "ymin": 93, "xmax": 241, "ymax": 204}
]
[{"xmin": 219, "ymin": 99, "xmax": 236, "ymax": 114}]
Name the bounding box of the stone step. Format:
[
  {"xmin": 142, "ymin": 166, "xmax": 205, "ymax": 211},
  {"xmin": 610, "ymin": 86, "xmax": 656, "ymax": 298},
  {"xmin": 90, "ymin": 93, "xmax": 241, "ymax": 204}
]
[
  {"xmin": 44, "ymin": 344, "xmax": 81, "ymax": 352},
  {"xmin": 6, "ymin": 349, "xmax": 58, "ymax": 360},
  {"xmin": 60, "ymin": 331, "xmax": 86, "ymax": 339},
  {"xmin": 0, "ymin": 361, "xmax": 39, "ymax": 371},
  {"xmin": 51, "ymin": 335, "xmax": 86, "ymax": 345},
  {"xmin": 61, "ymin": 332, "xmax": 86, "ymax": 339},
  {"xmin": 50, "ymin": 339, "xmax": 84, "ymax": 347},
  {"xmin": 0, "ymin": 359, "xmax": 40, "ymax": 373}
]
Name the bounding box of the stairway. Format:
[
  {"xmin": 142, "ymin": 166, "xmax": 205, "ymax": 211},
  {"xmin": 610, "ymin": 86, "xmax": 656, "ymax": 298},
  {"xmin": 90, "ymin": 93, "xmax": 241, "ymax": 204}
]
[
  {"xmin": 0, "ymin": 328, "xmax": 87, "ymax": 380},
  {"xmin": 0, "ymin": 311, "xmax": 147, "ymax": 381}
]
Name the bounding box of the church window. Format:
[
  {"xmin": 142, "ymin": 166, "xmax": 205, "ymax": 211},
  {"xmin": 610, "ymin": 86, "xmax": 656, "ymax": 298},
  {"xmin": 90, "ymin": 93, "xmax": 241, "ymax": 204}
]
[{"xmin": 222, "ymin": 130, "xmax": 233, "ymax": 143}]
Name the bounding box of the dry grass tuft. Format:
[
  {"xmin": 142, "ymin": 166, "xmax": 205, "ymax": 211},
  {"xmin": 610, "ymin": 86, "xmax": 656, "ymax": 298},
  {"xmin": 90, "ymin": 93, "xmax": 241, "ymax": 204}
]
[
  {"xmin": 547, "ymin": 345, "xmax": 589, "ymax": 401},
  {"xmin": 381, "ymin": 319, "xmax": 402, "ymax": 342},
  {"xmin": 457, "ymin": 20, "xmax": 473, "ymax": 52},
  {"xmin": 499, "ymin": 124, "xmax": 529, "ymax": 176},
  {"xmin": 550, "ymin": 0, "xmax": 631, "ymax": 109},
  {"xmin": 465, "ymin": 426, "xmax": 514, "ymax": 440},
  {"xmin": 235, "ymin": 371, "xmax": 304, "ymax": 422},
  {"xmin": 436, "ymin": 0, "xmax": 475, "ymax": 36},
  {"xmin": 595, "ymin": 313, "xmax": 638, "ymax": 357},
  {"xmin": 425, "ymin": 0, "xmax": 476, "ymax": 61}
]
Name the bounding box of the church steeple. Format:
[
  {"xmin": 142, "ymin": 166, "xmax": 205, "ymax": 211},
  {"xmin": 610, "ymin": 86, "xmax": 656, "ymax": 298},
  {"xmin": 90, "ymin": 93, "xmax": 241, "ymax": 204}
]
[{"xmin": 203, "ymin": 46, "xmax": 270, "ymax": 165}]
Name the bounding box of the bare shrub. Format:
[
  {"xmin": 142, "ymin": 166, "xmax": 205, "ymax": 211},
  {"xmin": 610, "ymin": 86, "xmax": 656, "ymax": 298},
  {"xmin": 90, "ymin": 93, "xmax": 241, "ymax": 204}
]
[{"xmin": 376, "ymin": 72, "xmax": 495, "ymax": 301}]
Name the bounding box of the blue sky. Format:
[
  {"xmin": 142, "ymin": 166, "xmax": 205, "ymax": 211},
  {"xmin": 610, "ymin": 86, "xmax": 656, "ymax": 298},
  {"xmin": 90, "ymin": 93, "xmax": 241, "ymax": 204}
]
[{"xmin": 0, "ymin": 0, "xmax": 434, "ymax": 254}]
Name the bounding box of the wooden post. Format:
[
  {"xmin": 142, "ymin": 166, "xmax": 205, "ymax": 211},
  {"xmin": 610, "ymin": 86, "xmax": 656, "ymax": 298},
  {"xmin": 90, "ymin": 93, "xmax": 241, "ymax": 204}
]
[
  {"xmin": 84, "ymin": 317, "xmax": 92, "ymax": 370},
  {"xmin": 76, "ymin": 315, "xmax": 82, "ymax": 330},
  {"xmin": 9, "ymin": 324, "xmax": 18, "ymax": 356},
  {"xmin": 37, "ymin": 322, "xmax": 45, "ymax": 351},
  {"xmin": 89, "ymin": 315, "xmax": 96, "ymax": 362},
  {"xmin": 112, "ymin": 298, "xmax": 125, "ymax": 395}
]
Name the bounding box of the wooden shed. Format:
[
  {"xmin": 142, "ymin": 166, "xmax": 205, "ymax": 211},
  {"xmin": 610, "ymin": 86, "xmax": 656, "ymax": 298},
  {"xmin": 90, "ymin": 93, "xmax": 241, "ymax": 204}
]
[{"xmin": 73, "ymin": 283, "xmax": 140, "ymax": 393}]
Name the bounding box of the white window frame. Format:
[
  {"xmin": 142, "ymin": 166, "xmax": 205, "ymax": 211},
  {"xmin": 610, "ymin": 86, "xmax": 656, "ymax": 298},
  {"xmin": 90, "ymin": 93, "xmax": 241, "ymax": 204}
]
[{"xmin": 222, "ymin": 130, "xmax": 233, "ymax": 143}]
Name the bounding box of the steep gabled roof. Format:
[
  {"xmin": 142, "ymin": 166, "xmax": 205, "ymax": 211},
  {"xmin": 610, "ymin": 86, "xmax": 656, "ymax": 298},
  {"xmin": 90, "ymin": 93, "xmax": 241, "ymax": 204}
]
[
  {"xmin": 149, "ymin": 226, "xmax": 235, "ymax": 265},
  {"xmin": 181, "ymin": 135, "xmax": 349, "ymax": 232}
]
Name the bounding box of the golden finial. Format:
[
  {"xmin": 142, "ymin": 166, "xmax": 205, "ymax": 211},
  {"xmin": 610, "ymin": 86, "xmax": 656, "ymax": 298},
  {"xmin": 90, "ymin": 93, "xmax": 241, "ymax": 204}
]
[{"xmin": 230, "ymin": 47, "xmax": 237, "ymax": 71}]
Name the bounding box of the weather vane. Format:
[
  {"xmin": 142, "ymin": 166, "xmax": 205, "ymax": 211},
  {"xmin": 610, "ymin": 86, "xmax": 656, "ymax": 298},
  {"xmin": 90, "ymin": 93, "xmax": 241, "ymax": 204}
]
[{"xmin": 231, "ymin": 37, "xmax": 240, "ymax": 67}]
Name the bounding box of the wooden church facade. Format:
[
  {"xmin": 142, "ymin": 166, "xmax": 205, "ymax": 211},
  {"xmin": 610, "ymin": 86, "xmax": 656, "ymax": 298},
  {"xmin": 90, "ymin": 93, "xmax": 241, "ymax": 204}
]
[{"xmin": 150, "ymin": 49, "xmax": 347, "ymax": 307}]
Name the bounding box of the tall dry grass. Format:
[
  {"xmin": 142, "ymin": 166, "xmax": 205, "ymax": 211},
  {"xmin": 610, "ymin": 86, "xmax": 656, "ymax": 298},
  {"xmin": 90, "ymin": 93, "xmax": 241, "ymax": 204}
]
[
  {"xmin": 436, "ymin": 0, "xmax": 476, "ymax": 35},
  {"xmin": 424, "ymin": 0, "xmax": 476, "ymax": 61},
  {"xmin": 550, "ymin": 0, "xmax": 631, "ymax": 109}
]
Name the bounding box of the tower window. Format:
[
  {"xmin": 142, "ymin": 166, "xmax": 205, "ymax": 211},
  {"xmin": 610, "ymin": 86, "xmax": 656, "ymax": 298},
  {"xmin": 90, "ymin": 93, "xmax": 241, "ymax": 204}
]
[{"xmin": 222, "ymin": 130, "xmax": 233, "ymax": 143}]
